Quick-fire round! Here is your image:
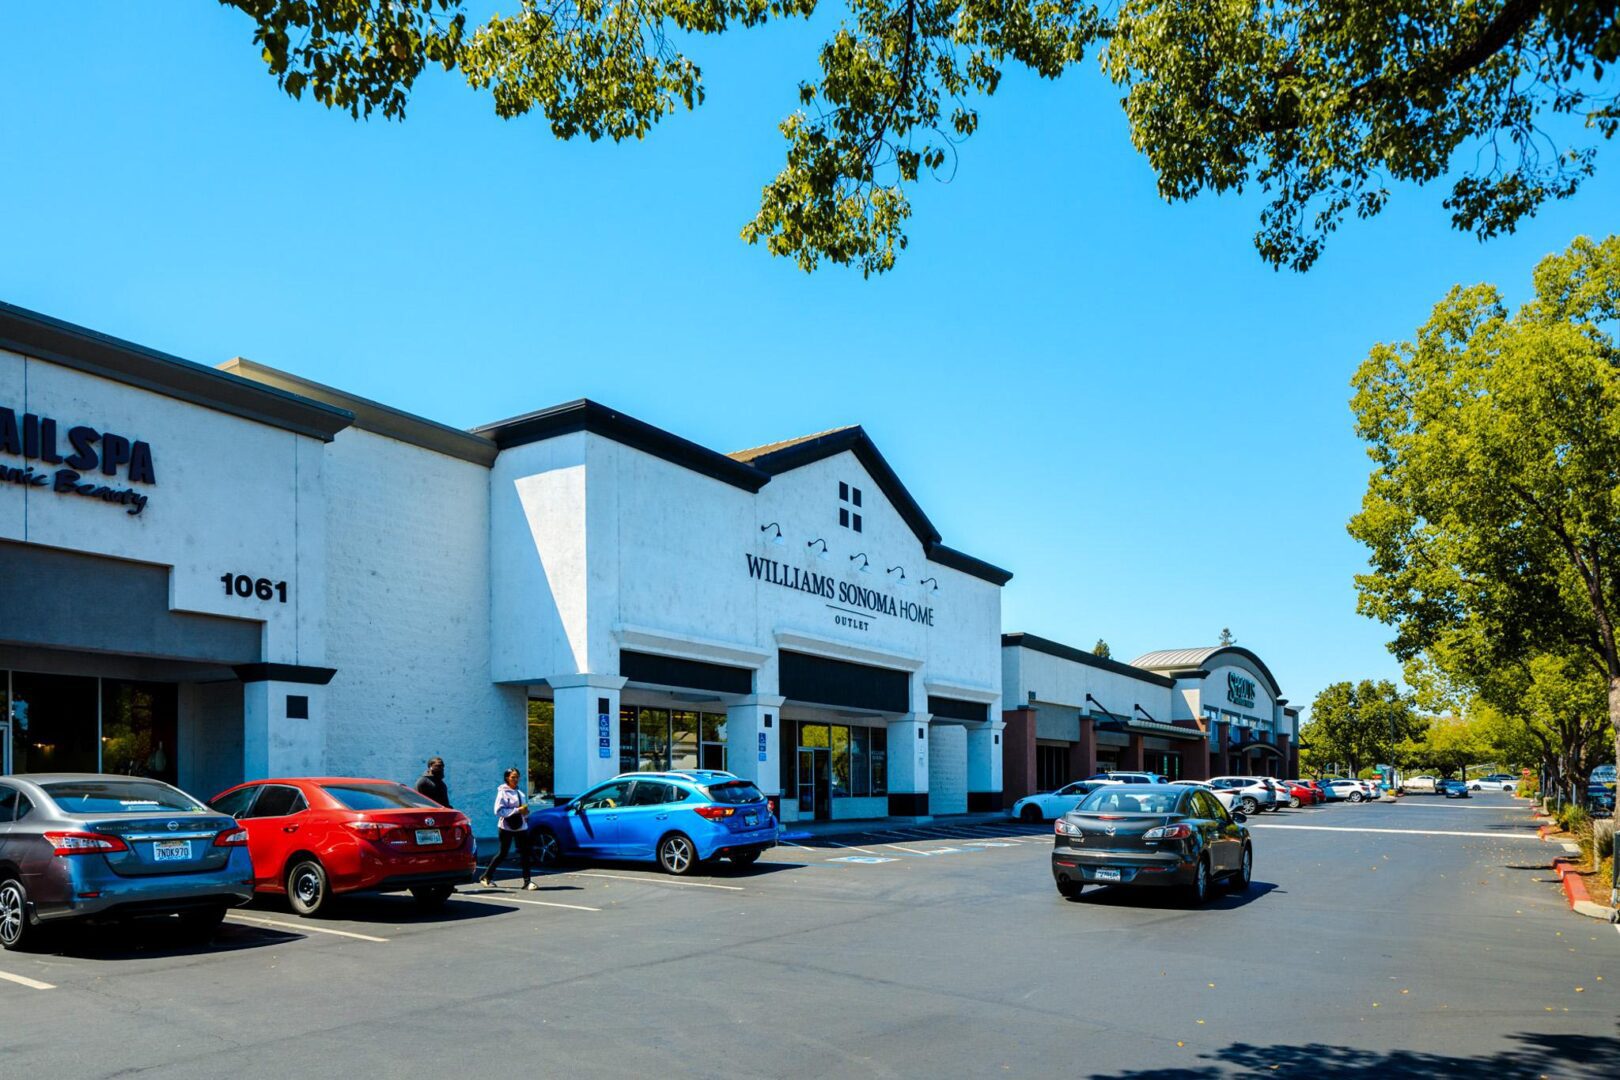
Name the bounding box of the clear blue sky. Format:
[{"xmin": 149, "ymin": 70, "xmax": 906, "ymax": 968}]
[{"xmin": 4, "ymin": 5, "xmax": 1617, "ymax": 717}]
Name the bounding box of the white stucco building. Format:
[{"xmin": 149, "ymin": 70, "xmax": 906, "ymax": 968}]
[{"xmin": 1, "ymin": 302, "xmax": 1010, "ymax": 832}]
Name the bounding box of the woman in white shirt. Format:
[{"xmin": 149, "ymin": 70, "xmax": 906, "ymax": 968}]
[{"xmin": 478, "ymin": 768, "xmax": 539, "ymax": 890}]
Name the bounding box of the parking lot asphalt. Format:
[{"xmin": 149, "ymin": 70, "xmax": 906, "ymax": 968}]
[{"xmin": 1, "ymin": 793, "xmax": 1614, "ymax": 1079}]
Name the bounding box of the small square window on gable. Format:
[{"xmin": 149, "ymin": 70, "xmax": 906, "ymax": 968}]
[{"xmin": 838, "ymin": 482, "xmax": 863, "ymax": 532}]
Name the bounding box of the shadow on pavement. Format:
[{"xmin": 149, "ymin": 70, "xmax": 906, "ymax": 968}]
[
  {"xmin": 1087, "ymin": 1029, "xmax": 1619, "ymax": 1079},
  {"xmin": 244, "ymin": 891, "xmax": 513, "ymax": 925},
  {"xmin": 28, "ymin": 915, "xmax": 297, "ymax": 961},
  {"xmin": 1068, "ymin": 881, "xmax": 1279, "ymax": 911}
]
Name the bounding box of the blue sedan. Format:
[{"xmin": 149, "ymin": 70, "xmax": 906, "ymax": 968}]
[{"xmin": 526, "ymin": 771, "xmax": 778, "ymax": 875}]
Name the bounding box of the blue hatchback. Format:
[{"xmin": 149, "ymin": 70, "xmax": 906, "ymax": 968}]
[{"xmin": 526, "ymin": 771, "xmax": 778, "ymax": 875}]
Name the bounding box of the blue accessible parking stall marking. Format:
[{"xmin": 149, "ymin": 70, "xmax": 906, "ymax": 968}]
[{"xmin": 827, "ymin": 856, "xmax": 897, "ymax": 864}]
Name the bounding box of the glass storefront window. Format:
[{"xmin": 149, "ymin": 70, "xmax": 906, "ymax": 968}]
[
  {"xmin": 619, "ymin": 707, "xmax": 638, "ymax": 774},
  {"xmin": 870, "ymin": 727, "xmax": 887, "ymax": 795},
  {"xmin": 638, "ymin": 708, "xmax": 671, "ymax": 771},
  {"xmin": 830, "ymin": 726, "xmax": 850, "ymax": 796},
  {"xmin": 528, "ymin": 700, "xmax": 555, "ymax": 796},
  {"xmin": 701, "ymin": 713, "xmax": 726, "ymax": 743},
  {"xmin": 10, "ymin": 672, "xmax": 98, "ymax": 774},
  {"xmin": 850, "ymin": 727, "xmax": 870, "ymax": 797},
  {"xmin": 671, "ymin": 710, "xmax": 700, "ymax": 772},
  {"xmin": 800, "ymin": 723, "xmax": 829, "ymax": 749},
  {"xmin": 101, "ymin": 680, "xmax": 178, "ymax": 785}
]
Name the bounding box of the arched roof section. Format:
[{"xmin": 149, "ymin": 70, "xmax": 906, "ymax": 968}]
[{"xmin": 1128, "ymin": 646, "xmax": 1284, "ymax": 702}]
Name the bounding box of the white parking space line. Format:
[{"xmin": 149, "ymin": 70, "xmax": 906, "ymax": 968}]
[
  {"xmin": 0, "ymin": 969, "xmax": 55, "ymax": 990},
  {"xmin": 562, "ymin": 871, "xmax": 745, "ymax": 891},
  {"xmin": 457, "ymin": 894, "xmax": 602, "ymax": 912},
  {"xmin": 883, "ymin": 843, "xmax": 938, "ymax": 855},
  {"xmin": 1247, "ymin": 824, "xmax": 1542, "ymax": 840},
  {"xmin": 825, "ymin": 841, "xmax": 881, "ymax": 855},
  {"xmin": 225, "ymin": 915, "xmax": 390, "ymax": 942}
]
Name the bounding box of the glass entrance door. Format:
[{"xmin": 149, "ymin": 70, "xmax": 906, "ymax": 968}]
[{"xmin": 797, "ymin": 748, "xmax": 831, "ymax": 821}]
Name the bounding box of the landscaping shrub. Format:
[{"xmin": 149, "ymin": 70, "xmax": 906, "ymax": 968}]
[
  {"xmin": 1516, "ymin": 771, "xmax": 1540, "ymax": 799},
  {"xmin": 1595, "ymin": 818, "xmax": 1616, "ymax": 861},
  {"xmin": 1557, "ymin": 804, "xmax": 1590, "ymax": 834}
]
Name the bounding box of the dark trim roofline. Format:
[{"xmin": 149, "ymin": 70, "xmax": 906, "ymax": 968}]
[
  {"xmin": 474, "ymin": 399, "xmax": 770, "ymax": 493},
  {"xmin": 927, "ymin": 543, "xmax": 1013, "ymax": 586},
  {"xmin": 233, "ymin": 663, "xmax": 337, "ymax": 685},
  {"xmin": 740, "ymin": 426, "xmax": 938, "ymax": 545},
  {"xmin": 221, "ymin": 358, "xmax": 497, "ymax": 467},
  {"xmin": 1000, "ymin": 633, "xmax": 1175, "ymax": 688},
  {"xmin": 477, "ymin": 401, "xmax": 1013, "ymax": 586},
  {"xmin": 0, "ymin": 301, "xmax": 353, "ymax": 443}
]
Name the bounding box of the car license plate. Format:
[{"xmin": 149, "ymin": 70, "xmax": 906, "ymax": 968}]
[
  {"xmin": 744, "ymin": 814, "xmax": 758, "ymax": 826},
  {"xmin": 1093, "ymin": 867, "xmax": 1121, "ymax": 882},
  {"xmin": 415, "ymin": 829, "xmax": 442, "ymax": 846},
  {"xmin": 153, "ymin": 840, "xmax": 191, "ymax": 862}
]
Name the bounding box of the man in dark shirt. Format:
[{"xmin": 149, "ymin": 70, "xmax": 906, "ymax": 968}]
[{"xmin": 415, "ymin": 756, "xmax": 449, "ymax": 806}]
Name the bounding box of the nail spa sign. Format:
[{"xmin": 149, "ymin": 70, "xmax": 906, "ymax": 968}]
[{"xmin": 0, "ymin": 405, "xmax": 156, "ymax": 516}]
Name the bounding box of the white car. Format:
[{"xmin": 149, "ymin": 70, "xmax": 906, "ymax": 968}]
[
  {"xmin": 1401, "ymin": 775, "xmax": 1440, "ymax": 794},
  {"xmin": 1170, "ymin": 780, "xmax": 1239, "ymax": 813},
  {"xmin": 1208, "ymin": 776, "xmax": 1278, "ymax": 815},
  {"xmin": 1323, "ymin": 778, "xmax": 1370, "ymax": 802},
  {"xmin": 1467, "ymin": 775, "xmax": 1517, "ymax": 791},
  {"xmin": 1008, "ymin": 779, "xmax": 1120, "ymax": 822}
]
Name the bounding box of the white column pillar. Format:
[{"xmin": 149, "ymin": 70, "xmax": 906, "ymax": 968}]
[
  {"xmin": 724, "ymin": 694, "xmax": 786, "ymax": 794},
  {"xmin": 242, "ymin": 677, "xmax": 327, "ymax": 780},
  {"xmin": 549, "ymin": 673, "xmax": 628, "ymax": 799},
  {"xmin": 885, "ymin": 712, "xmax": 932, "ymax": 818},
  {"xmin": 967, "ymin": 721, "xmax": 1005, "ymax": 812}
]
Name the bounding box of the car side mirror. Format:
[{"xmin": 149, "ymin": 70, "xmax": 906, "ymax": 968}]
[
  {"xmin": 571, "ymin": 802, "xmax": 585, "ymax": 814},
  {"xmin": 1232, "ymin": 811, "xmax": 1247, "ymax": 824}
]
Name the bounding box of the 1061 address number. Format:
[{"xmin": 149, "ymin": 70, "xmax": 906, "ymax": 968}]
[{"xmin": 220, "ymin": 573, "xmax": 288, "ymax": 603}]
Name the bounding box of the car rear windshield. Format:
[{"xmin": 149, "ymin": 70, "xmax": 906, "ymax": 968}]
[
  {"xmin": 702, "ymin": 781, "xmax": 765, "ymax": 804},
  {"xmin": 41, "ymin": 780, "xmax": 205, "ymax": 815},
  {"xmin": 1077, "ymin": 787, "xmax": 1182, "ymax": 814},
  {"xmin": 321, "ymin": 783, "xmax": 438, "ymax": 811}
]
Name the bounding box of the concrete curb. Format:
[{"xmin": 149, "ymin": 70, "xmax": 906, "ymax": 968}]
[{"xmin": 1549, "ymin": 857, "xmax": 1616, "ymax": 920}]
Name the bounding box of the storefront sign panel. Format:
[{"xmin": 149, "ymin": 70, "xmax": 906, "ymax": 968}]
[{"xmin": 1, "ymin": 404, "xmax": 156, "ymax": 516}]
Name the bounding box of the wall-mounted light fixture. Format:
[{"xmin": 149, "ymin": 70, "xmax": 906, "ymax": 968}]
[
  {"xmin": 760, "ymin": 522, "xmax": 785, "ymax": 546},
  {"xmin": 886, "ymin": 564, "xmax": 906, "ymax": 584},
  {"xmin": 918, "ymin": 576, "xmax": 939, "ymax": 594},
  {"xmin": 850, "ymin": 552, "xmax": 870, "ymax": 572},
  {"xmin": 808, "ymin": 538, "xmax": 829, "ymax": 560}
]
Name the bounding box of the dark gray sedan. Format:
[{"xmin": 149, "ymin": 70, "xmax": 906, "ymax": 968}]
[
  {"xmin": 1051, "ymin": 783, "xmax": 1253, "ymax": 905},
  {"xmin": 0, "ymin": 774, "xmax": 254, "ymax": 950}
]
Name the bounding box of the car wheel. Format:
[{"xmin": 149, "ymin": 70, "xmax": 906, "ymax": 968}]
[
  {"xmin": 1056, "ymin": 880, "xmax": 1082, "ymax": 899},
  {"xmin": 177, "ymin": 903, "xmax": 229, "ymax": 940},
  {"xmin": 286, "ymin": 858, "xmax": 330, "ymax": 917},
  {"xmin": 410, "ymin": 885, "xmax": 454, "ymax": 911},
  {"xmin": 729, "ymin": 851, "xmax": 761, "ymax": 867},
  {"xmin": 1241, "ymin": 797, "xmax": 1260, "ymax": 815},
  {"xmin": 1020, "ymin": 804, "xmax": 1043, "ymax": 824},
  {"xmin": 0, "ymin": 877, "xmax": 35, "ymax": 952},
  {"xmin": 1186, "ymin": 857, "xmax": 1211, "ymax": 907},
  {"xmin": 1348, "ymin": 791, "xmax": 1364, "ymax": 803},
  {"xmin": 657, "ymin": 833, "xmax": 698, "ymax": 876},
  {"xmin": 1289, "ymin": 796, "xmax": 1301, "ymax": 809},
  {"xmin": 530, "ymin": 828, "xmax": 561, "ymax": 867},
  {"xmin": 1232, "ymin": 845, "xmax": 1253, "ymax": 891}
]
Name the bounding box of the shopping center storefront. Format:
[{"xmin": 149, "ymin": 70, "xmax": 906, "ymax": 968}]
[
  {"xmin": 3, "ymin": 301, "xmax": 1008, "ymax": 830},
  {"xmin": 1000, "ymin": 634, "xmax": 1299, "ymax": 802}
]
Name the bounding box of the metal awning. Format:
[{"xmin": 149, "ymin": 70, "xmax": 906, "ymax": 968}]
[
  {"xmin": 1125, "ymin": 718, "xmax": 1207, "ymax": 742},
  {"xmin": 1235, "ymin": 741, "xmax": 1283, "ymax": 757}
]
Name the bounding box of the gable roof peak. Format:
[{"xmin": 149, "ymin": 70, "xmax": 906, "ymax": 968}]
[{"xmin": 728, "ymin": 424, "xmax": 863, "ymax": 464}]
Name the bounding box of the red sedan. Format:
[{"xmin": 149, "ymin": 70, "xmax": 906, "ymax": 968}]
[
  {"xmin": 207, "ymin": 777, "xmax": 476, "ymax": 916},
  {"xmin": 1289, "ymin": 779, "xmax": 1327, "ymax": 805}
]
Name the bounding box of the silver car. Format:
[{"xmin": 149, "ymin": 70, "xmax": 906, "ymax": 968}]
[{"xmin": 0, "ymin": 774, "xmax": 254, "ymax": 950}]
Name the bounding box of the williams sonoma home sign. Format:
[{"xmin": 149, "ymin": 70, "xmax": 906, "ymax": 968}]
[
  {"xmin": 745, "ymin": 554, "xmax": 935, "ymax": 626},
  {"xmin": 1, "ymin": 405, "xmax": 155, "ymax": 515}
]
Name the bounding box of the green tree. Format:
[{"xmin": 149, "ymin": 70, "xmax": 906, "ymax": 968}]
[
  {"xmin": 1348, "ymin": 233, "xmax": 1620, "ymax": 802},
  {"xmin": 1218, "ymin": 627, "xmax": 1236, "ymax": 646},
  {"xmin": 216, "ymin": 1, "xmax": 1620, "ymax": 275},
  {"xmin": 1092, "ymin": 638, "xmax": 1111, "ymax": 659},
  {"xmin": 1299, "ymin": 679, "xmax": 1422, "ymax": 775},
  {"xmin": 1399, "ymin": 714, "xmax": 1493, "ymax": 778}
]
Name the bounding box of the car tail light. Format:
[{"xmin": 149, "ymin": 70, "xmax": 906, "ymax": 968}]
[
  {"xmin": 214, "ymin": 827, "xmax": 249, "ymax": 847},
  {"xmin": 694, "ymin": 806, "xmax": 736, "ymax": 821},
  {"xmin": 346, "ymin": 821, "xmax": 404, "ymax": 844},
  {"xmin": 1054, "ymin": 818, "xmax": 1083, "ymax": 836},
  {"xmin": 44, "ymin": 830, "xmax": 128, "ymax": 856},
  {"xmin": 1143, "ymin": 823, "xmax": 1194, "ymax": 840}
]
